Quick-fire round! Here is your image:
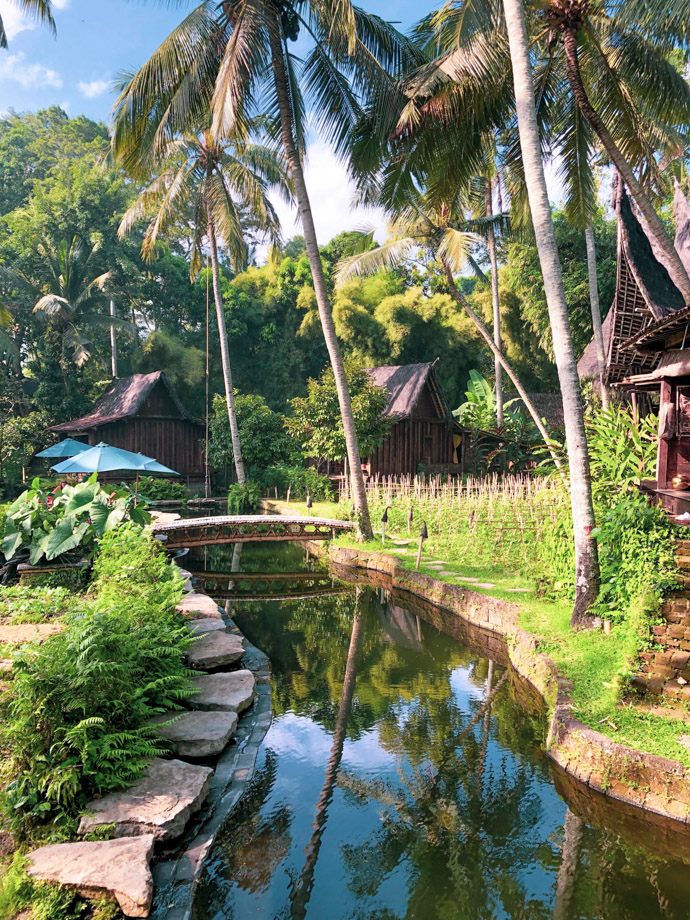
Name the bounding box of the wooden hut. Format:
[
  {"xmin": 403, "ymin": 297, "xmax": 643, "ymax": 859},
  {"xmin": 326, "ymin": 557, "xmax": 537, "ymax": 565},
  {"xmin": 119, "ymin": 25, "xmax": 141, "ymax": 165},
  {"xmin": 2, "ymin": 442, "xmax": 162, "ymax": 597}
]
[
  {"xmin": 591, "ymin": 178, "xmax": 690, "ymax": 514},
  {"xmin": 50, "ymin": 372, "xmax": 204, "ymax": 484},
  {"xmin": 364, "ymin": 362, "xmax": 464, "ymax": 476}
]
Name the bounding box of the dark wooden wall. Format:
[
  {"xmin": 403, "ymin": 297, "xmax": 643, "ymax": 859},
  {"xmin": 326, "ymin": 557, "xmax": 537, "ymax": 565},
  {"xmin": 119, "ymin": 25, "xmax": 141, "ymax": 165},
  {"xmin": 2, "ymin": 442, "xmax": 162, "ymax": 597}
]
[
  {"xmin": 367, "ymin": 418, "xmax": 454, "ymax": 476},
  {"xmin": 87, "ymin": 419, "xmax": 203, "ymax": 477}
]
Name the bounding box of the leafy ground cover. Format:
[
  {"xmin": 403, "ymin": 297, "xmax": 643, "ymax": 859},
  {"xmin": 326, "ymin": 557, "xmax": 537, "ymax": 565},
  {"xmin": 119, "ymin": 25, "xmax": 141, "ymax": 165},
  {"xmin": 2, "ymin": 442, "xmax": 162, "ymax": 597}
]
[{"xmin": 0, "ymin": 524, "xmax": 192, "ymax": 920}]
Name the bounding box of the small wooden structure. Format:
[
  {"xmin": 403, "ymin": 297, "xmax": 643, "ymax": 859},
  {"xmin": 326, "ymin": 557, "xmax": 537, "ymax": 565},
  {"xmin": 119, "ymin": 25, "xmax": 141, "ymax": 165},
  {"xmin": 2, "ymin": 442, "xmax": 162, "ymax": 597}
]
[
  {"xmin": 50, "ymin": 372, "xmax": 204, "ymax": 484},
  {"xmin": 596, "ymin": 177, "xmax": 690, "ymax": 514},
  {"xmin": 153, "ymin": 515, "xmax": 353, "ymax": 549},
  {"xmin": 364, "ymin": 362, "xmax": 463, "ymax": 476}
]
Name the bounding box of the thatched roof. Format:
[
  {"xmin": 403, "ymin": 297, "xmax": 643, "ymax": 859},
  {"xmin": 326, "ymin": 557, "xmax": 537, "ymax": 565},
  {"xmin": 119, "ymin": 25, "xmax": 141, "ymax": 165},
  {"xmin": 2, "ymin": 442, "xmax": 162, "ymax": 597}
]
[
  {"xmin": 512, "ymin": 393, "xmax": 565, "ymax": 430},
  {"xmin": 367, "ymin": 362, "xmax": 449, "ymax": 420},
  {"xmin": 50, "ymin": 372, "xmax": 197, "ymax": 432},
  {"xmin": 579, "ymin": 176, "xmax": 690, "ymax": 387},
  {"xmin": 577, "ymin": 310, "xmax": 613, "ymax": 380}
]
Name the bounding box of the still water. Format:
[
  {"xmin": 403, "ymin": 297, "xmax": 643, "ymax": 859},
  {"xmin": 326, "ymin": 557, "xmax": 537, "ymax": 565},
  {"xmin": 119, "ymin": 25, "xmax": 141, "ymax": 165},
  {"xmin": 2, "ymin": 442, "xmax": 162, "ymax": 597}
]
[{"xmin": 188, "ymin": 542, "xmax": 690, "ymax": 920}]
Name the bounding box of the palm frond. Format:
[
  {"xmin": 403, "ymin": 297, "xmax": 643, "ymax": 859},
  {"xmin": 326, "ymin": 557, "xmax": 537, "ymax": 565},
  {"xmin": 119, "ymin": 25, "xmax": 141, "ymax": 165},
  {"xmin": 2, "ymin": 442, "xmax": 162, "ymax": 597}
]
[{"xmin": 335, "ymin": 236, "xmax": 418, "ymax": 285}]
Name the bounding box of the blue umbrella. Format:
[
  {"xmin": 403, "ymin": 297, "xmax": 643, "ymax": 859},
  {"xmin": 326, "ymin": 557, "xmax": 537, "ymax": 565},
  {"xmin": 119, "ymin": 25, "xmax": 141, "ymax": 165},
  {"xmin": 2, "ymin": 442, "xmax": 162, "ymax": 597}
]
[
  {"xmin": 52, "ymin": 442, "xmax": 152, "ymax": 475},
  {"xmin": 135, "ymin": 454, "xmax": 178, "ymax": 475},
  {"xmin": 36, "ymin": 438, "xmax": 90, "ymax": 459}
]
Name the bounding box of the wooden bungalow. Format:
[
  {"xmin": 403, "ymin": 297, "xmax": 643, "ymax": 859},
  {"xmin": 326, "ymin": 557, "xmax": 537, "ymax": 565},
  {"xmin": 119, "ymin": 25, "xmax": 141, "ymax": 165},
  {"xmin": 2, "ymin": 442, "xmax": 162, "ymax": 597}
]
[
  {"xmin": 364, "ymin": 362, "xmax": 464, "ymax": 476},
  {"xmin": 584, "ymin": 177, "xmax": 690, "ymax": 514},
  {"xmin": 50, "ymin": 372, "xmax": 205, "ymax": 484}
]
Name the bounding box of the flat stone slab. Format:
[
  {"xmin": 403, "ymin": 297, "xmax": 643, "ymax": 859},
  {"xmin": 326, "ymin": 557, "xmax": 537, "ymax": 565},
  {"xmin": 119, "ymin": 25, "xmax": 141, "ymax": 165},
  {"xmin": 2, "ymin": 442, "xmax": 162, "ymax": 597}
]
[
  {"xmin": 455, "ymin": 576, "xmax": 479, "ymax": 583},
  {"xmin": 474, "ymin": 582, "xmax": 496, "ymax": 589},
  {"xmin": 187, "ymin": 618, "xmax": 227, "ymax": 635},
  {"xmin": 175, "ymin": 593, "xmax": 221, "ymax": 619},
  {"xmin": 506, "ymin": 588, "xmax": 530, "ymax": 593},
  {"xmin": 27, "ymin": 835, "xmax": 155, "ymax": 918},
  {"xmin": 188, "ymin": 670, "xmax": 255, "ymax": 714},
  {"xmin": 149, "ymin": 710, "xmax": 238, "ymax": 758},
  {"xmin": 187, "ymin": 631, "xmax": 244, "ymax": 670},
  {"xmin": 78, "ymin": 759, "xmax": 212, "ymax": 841},
  {"xmin": 0, "ymin": 623, "xmax": 63, "ymax": 644}
]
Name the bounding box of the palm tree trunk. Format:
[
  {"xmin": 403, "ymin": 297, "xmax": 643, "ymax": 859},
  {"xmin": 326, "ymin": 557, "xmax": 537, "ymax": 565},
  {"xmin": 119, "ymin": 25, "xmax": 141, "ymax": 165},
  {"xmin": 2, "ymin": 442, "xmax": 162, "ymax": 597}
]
[
  {"xmin": 562, "ymin": 28, "xmax": 690, "ymax": 305},
  {"xmin": 267, "ymin": 16, "xmax": 373, "ymax": 541},
  {"xmin": 290, "ymin": 603, "xmax": 364, "ymax": 919},
  {"xmin": 485, "ymin": 178, "xmax": 503, "ymax": 427},
  {"xmin": 552, "ymin": 808, "xmax": 584, "ymax": 920},
  {"xmin": 502, "ymin": 0, "xmax": 600, "ymax": 626},
  {"xmin": 109, "ymin": 299, "xmax": 118, "ymax": 378},
  {"xmin": 585, "ymin": 224, "xmax": 609, "ymax": 410},
  {"xmin": 207, "ymin": 217, "xmax": 246, "ymax": 485},
  {"xmin": 440, "ymin": 258, "xmax": 562, "ymax": 469}
]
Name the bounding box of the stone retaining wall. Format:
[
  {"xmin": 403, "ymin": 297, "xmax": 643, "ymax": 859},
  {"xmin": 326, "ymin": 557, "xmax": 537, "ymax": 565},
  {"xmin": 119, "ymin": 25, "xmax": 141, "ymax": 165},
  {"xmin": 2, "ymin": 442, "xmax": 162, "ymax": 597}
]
[{"xmin": 325, "ymin": 544, "xmax": 690, "ymax": 829}]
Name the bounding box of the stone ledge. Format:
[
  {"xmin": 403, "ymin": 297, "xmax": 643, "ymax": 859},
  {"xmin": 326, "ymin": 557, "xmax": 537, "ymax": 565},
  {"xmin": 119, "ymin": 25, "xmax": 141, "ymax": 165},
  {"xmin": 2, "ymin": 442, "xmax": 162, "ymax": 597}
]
[{"xmin": 326, "ymin": 542, "xmax": 690, "ymax": 830}]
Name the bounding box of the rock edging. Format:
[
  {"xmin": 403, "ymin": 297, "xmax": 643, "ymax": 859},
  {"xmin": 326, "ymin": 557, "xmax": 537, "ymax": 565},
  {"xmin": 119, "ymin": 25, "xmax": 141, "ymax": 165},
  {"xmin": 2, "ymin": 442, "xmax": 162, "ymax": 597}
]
[{"xmin": 327, "ymin": 544, "xmax": 690, "ymax": 828}]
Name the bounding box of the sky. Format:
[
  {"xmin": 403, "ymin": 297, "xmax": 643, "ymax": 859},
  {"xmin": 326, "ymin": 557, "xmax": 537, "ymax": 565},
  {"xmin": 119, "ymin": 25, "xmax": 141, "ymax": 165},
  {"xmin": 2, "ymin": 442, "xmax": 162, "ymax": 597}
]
[{"xmin": 0, "ymin": 0, "xmax": 565, "ymax": 248}]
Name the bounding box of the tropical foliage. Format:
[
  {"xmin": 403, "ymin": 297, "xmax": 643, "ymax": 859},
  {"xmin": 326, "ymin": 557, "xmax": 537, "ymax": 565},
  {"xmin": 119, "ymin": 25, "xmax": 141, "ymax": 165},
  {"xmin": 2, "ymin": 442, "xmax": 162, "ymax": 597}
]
[
  {"xmin": 0, "ymin": 526, "xmax": 191, "ymax": 837},
  {"xmin": 0, "ymin": 476, "xmax": 150, "ymax": 568}
]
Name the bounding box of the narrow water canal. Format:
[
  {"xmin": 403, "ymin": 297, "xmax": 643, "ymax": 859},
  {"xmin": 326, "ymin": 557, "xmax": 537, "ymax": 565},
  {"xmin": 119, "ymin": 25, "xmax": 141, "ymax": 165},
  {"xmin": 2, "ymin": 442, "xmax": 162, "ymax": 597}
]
[{"xmin": 188, "ymin": 542, "xmax": 690, "ymax": 919}]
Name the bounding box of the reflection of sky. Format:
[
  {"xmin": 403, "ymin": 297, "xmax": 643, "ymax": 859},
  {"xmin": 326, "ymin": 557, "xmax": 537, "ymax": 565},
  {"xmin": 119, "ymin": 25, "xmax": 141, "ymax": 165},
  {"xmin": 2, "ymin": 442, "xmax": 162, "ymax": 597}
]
[{"xmin": 195, "ymin": 569, "xmax": 690, "ymax": 920}]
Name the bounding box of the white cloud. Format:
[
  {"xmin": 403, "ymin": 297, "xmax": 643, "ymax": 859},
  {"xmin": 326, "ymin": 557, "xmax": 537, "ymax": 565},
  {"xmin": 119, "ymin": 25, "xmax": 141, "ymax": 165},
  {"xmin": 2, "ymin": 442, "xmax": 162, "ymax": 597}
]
[
  {"xmin": 267, "ymin": 139, "xmax": 387, "ymax": 255},
  {"xmin": 0, "ymin": 0, "xmax": 68, "ymax": 40},
  {"xmin": 77, "ymin": 79, "xmax": 109, "ymax": 99},
  {"xmin": 0, "ymin": 51, "xmax": 62, "ymax": 88}
]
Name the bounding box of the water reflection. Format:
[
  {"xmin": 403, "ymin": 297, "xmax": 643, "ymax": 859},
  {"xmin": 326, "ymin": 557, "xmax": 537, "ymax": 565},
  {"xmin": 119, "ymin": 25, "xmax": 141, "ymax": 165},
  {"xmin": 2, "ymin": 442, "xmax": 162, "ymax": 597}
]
[{"xmin": 190, "ymin": 543, "xmax": 690, "ymax": 920}]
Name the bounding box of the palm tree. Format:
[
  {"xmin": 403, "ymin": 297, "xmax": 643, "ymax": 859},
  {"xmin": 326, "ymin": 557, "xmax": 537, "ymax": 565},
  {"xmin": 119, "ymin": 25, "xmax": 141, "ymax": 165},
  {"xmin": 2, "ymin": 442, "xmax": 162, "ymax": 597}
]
[
  {"xmin": 118, "ymin": 130, "xmax": 289, "ymax": 485},
  {"xmin": 502, "ymin": 0, "xmax": 599, "ymax": 625},
  {"xmin": 26, "ymin": 235, "xmax": 132, "ymax": 367},
  {"xmin": 406, "ymin": 0, "xmax": 690, "ymax": 302},
  {"xmin": 111, "ymin": 2, "xmax": 415, "ymax": 540},
  {"xmin": 335, "ymin": 201, "xmax": 563, "ymax": 467},
  {"xmin": 0, "ymin": 0, "xmax": 54, "ymax": 48}
]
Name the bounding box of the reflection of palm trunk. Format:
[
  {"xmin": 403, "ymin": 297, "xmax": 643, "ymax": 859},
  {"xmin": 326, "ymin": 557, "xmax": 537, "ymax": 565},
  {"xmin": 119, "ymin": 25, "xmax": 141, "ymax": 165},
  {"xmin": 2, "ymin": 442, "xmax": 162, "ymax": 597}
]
[
  {"xmin": 290, "ymin": 608, "xmax": 364, "ymax": 920},
  {"xmin": 225, "ymin": 543, "xmax": 244, "ymax": 617},
  {"xmin": 552, "ymin": 808, "xmax": 584, "ymax": 920},
  {"xmin": 476, "ymin": 660, "xmax": 495, "ymax": 797}
]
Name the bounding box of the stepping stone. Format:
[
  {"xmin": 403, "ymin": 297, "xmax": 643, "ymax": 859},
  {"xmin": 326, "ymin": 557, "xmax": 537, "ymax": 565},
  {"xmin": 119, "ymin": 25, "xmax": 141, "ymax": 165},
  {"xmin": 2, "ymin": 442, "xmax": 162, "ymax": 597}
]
[
  {"xmin": 78, "ymin": 759, "xmax": 212, "ymax": 841},
  {"xmin": 27, "ymin": 835, "xmax": 155, "ymax": 918},
  {"xmin": 187, "ymin": 631, "xmax": 244, "ymax": 670},
  {"xmin": 456, "ymin": 577, "xmax": 479, "ymax": 583},
  {"xmin": 175, "ymin": 593, "xmax": 221, "ymax": 619},
  {"xmin": 0, "ymin": 623, "xmax": 63, "ymax": 644},
  {"xmin": 474, "ymin": 582, "xmax": 496, "ymax": 589},
  {"xmin": 188, "ymin": 670, "xmax": 255, "ymax": 714},
  {"xmin": 187, "ymin": 618, "xmax": 226, "ymax": 636},
  {"xmin": 149, "ymin": 710, "xmax": 238, "ymax": 758},
  {"xmin": 506, "ymin": 588, "xmax": 530, "ymax": 593}
]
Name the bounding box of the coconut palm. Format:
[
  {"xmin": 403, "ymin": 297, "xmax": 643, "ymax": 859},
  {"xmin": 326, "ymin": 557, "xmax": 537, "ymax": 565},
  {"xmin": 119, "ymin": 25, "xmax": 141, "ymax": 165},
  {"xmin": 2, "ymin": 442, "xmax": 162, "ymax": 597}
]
[
  {"xmin": 501, "ymin": 0, "xmax": 599, "ymax": 626},
  {"xmin": 111, "ymin": 1, "xmax": 417, "ymax": 539},
  {"xmin": 0, "ymin": 0, "xmax": 54, "ymax": 48},
  {"xmin": 405, "ymin": 0, "xmax": 690, "ymax": 302},
  {"xmin": 24, "ymin": 235, "xmax": 132, "ymax": 368},
  {"xmin": 335, "ymin": 198, "xmax": 562, "ymax": 466},
  {"xmin": 119, "ymin": 130, "xmax": 289, "ymax": 485}
]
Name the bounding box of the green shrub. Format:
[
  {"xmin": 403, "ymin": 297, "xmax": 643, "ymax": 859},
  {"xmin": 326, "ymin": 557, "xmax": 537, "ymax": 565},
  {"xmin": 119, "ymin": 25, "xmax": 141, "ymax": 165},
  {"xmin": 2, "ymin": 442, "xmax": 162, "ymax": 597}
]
[
  {"xmin": 227, "ymin": 480, "xmax": 262, "ymax": 514},
  {"xmin": 0, "ymin": 476, "xmax": 150, "ymax": 568},
  {"xmin": 586, "ymin": 405, "xmax": 657, "ymax": 500},
  {"xmin": 594, "ymin": 493, "xmax": 677, "ymax": 618},
  {"xmin": 0, "ymin": 585, "xmax": 75, "ymax": 623},
  {"xmin": 0, "ymin": 527, "xmax": 192, "ymax": 837},
  {"xmin": 260, "ymin": 464, "xmax": 334, "ymax": 502},
  {"xmin": 135, "ymin": 476, "xmax": 188, "ymax": 503}
]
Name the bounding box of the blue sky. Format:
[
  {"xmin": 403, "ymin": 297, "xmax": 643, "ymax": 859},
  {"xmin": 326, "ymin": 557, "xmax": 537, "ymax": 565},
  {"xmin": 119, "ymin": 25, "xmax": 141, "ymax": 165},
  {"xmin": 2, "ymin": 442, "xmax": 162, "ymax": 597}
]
[
  {"xmin": 0, "ymin": 0, "xmax": 564, "ymax": 246},
  {"xmin": 0, "ymin": 0, "xmax": 422, "ymax": 122},
  {"xmin": 0, "ymin": 0, "xmax": 426, "ymax": 244}
]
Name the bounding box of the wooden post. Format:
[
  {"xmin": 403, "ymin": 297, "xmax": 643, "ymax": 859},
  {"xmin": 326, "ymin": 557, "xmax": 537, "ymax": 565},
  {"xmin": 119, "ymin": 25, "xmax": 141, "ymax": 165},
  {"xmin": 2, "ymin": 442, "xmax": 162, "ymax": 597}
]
[
  {"xmin": 415, "ymin": 522, "xmax": 428, "ymax": 569},
  {"xmin": 657, "ymin": 380, "xmax": 672, "ymax": 489}
]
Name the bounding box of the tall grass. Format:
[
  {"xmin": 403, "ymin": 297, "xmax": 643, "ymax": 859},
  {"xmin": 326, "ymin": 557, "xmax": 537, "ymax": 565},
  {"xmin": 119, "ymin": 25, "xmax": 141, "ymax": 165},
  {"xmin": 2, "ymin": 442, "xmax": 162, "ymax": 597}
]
[{"xmin": 349, "ymin": 474, "xmax": 568, "ymax": 575}]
